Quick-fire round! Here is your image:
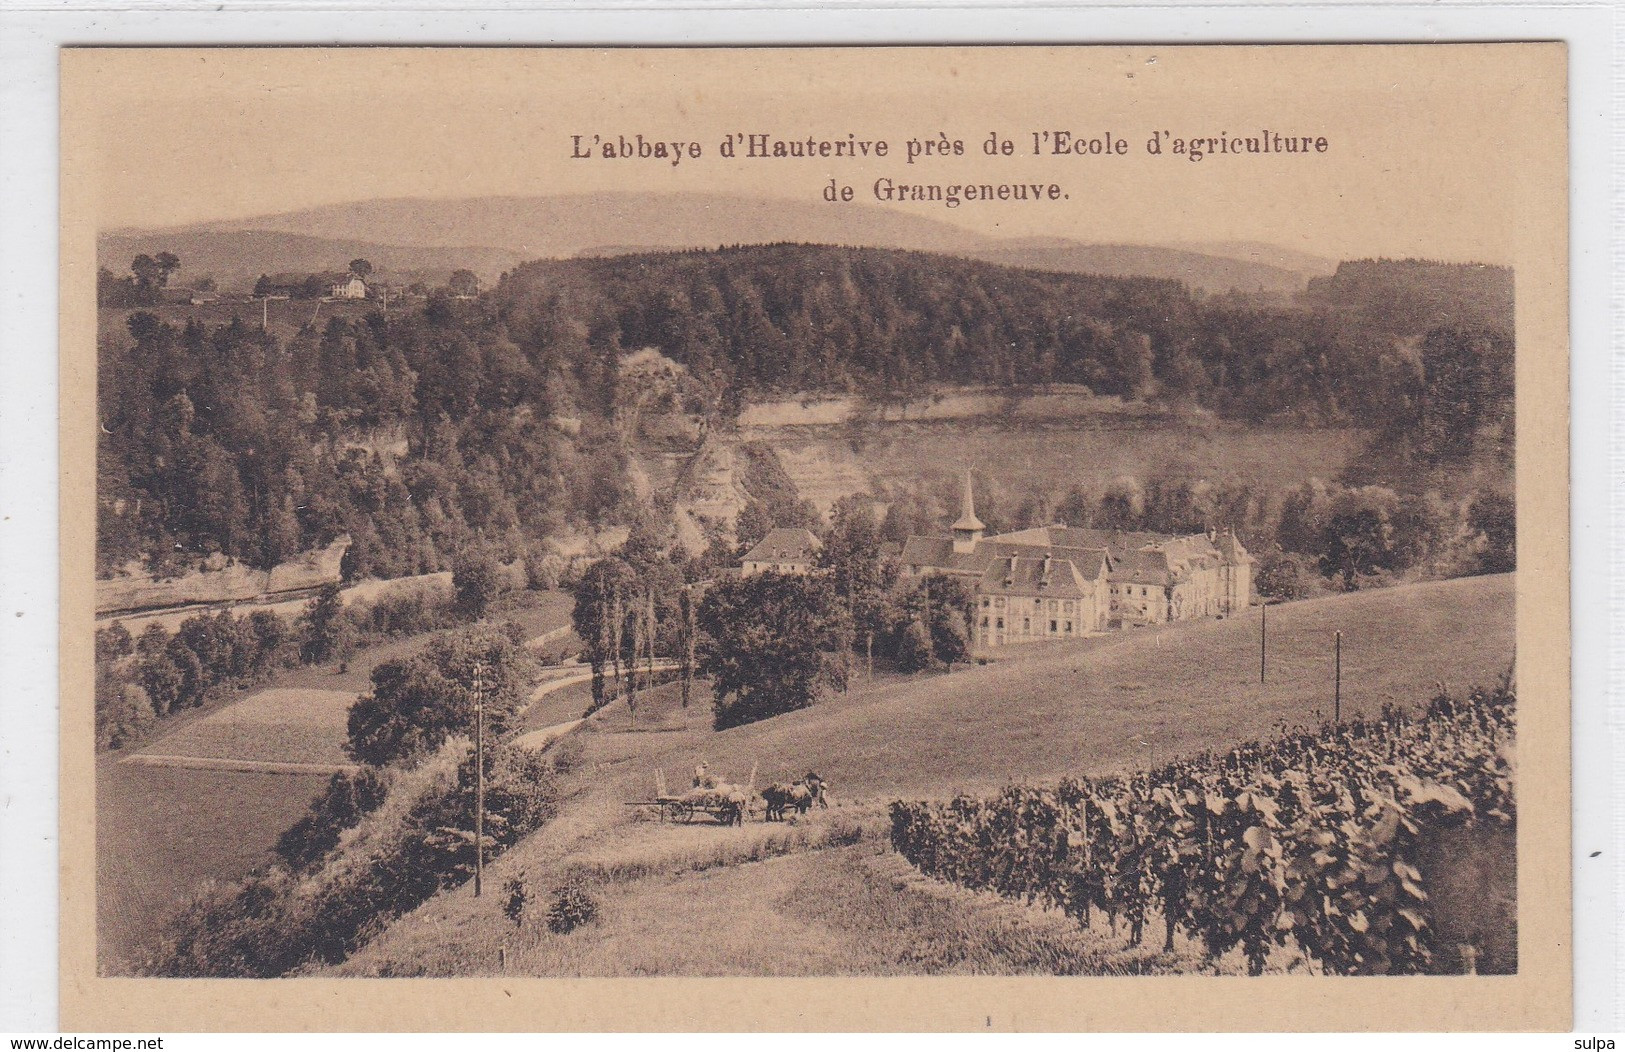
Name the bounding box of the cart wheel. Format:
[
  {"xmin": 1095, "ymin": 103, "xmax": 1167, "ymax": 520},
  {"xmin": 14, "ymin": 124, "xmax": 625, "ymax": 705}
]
[{"xmin": 662, "ymin": 801, "xmax": 684, "ymax": 823}]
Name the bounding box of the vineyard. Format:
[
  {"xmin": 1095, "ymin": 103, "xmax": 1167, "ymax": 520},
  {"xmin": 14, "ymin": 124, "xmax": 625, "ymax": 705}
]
[{"xmin": 889, "ymin": 680, "xmax": 1516, "ymax": 976}]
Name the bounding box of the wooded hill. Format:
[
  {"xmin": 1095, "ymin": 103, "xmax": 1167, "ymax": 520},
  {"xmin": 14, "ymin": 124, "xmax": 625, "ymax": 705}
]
[
  {"xmin": 495, "ymin": 244, "xmax": 1506, "ymax": 426},
  {"xmin": 97, "ymin": 243, "xmax": 1513, "ymax": 581}
]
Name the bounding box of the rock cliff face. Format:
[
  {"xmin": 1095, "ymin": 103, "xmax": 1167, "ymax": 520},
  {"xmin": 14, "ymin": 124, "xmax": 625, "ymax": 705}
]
[{"xmin": 95, "ymin": 537, "xmax": 350, "ymax": 615}]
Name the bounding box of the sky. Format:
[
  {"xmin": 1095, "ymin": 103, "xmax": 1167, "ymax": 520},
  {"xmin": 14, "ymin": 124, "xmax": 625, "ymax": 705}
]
[{"xmin": 68, "ymin": 45, "xmax": 1565, "ymax": 264}]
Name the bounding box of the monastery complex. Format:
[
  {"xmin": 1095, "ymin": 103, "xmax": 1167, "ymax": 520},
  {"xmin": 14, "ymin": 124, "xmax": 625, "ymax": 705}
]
[{"xmin": 740, "ymin": 474, "xmax": 1253, "ymax": 649}]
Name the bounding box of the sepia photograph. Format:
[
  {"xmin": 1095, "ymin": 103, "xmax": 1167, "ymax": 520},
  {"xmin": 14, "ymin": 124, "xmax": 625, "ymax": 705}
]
[{"xmin": 59, "ymin": 44, "xmax": 1569, "ymax": 1030}]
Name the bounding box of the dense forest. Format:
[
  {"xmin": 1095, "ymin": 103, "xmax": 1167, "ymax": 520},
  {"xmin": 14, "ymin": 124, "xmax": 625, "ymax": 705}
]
[{"xmin": 97, "ymin": 244, "xmax": 1513, "ymax": 582}]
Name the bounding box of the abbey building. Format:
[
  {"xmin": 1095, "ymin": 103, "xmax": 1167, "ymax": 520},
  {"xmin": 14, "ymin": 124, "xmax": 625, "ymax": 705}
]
[{"xmin": 899, "ymin": 474, "xmax": 1253, "ymax": 648}]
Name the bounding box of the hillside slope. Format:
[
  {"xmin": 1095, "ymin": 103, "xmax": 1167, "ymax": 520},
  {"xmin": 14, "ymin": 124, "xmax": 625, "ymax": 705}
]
[
  {"xmin": 109, "ymin": 192, "xmax": 1345, "ymax": 295},
  {"xmin": 333, "ymin": 574, "xmax": 1513, "ymax": 977},
  {"xmin": 966, "ymin": 238, "xmax": 1310, "ymax": 295}
]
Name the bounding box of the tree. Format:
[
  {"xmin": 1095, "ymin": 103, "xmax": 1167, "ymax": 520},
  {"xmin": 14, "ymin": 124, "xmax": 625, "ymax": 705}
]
[
  {"xmin": 138, "ymin": 651, "xmax": 183, "ymax": 716},
  {"xmin": 818, "ymin": 495, "xmax": 897, "ymax": 675},
  {"xmin": 1417, "ymin": 327, "xmax": 1514, "ymax": 467},
  {"xmin": 697, "ymin": 571, "xmax": 841, "ymax": 729},
  {"xmin": 345, "ymin": 628, "xmax": 531, "ymax": 768},
  {"xmin": 893, "ymin": 617, "xmax": 935, "ymax": 674},
  {"xmin": 246, "ymin": 610, "xmax": 291, "ymax": 671},
  {"xmin": 733, "ymin": 500, "xmax": 774, "ymax": 555},
  {"xmin": 164, "ymin": 638, "xmax": 208, "ymax": 708},
  {"xmin": 1254, "ymin": 549, "xmax": 1310, "ymax": 602},
  {"xmin": 96, "ymin": 673, "xmax": 155, "ymax": 750},
  {"xmin": 1096, "ymin": 476, "xmax": 1146, "ymax": 531},
  {"xmin": 301, "ymin": 583, "xmax": 355, "ymax": 664},
  {"xmin": 1318, "ymin": 507, "xmax": 1396, "ymax": 590},
  {"xmin": 893, "ymin": 572, "xmax": 974, "ymax": 670},
  {"xmin": 131, "ymin": 254, "xmax": 161, "ymax": 289},
  {"xmin": 1468, "ymin": 492, "xmax": 1515, "ymax": 574},
  {"xmin": 448, "ymin": 269, "xmax": 480, "ymax": 297},
  {"xmin": 155, "ymin": 252, "xmax": 181, "ymax": 286},
  {"xmin": 96, "ymin": 621, "xmax": 134, "ymax": 664},
  {"xmin": 452, "ymin": 548, "xmax": 505, "ymax": 620},
  {"xmin": 349, "ymin": 259, "xmax": 374, "ymax": 279},
  {"xmin": 571, "ymin": 557, "xmax": 639, "ymax": 712}
]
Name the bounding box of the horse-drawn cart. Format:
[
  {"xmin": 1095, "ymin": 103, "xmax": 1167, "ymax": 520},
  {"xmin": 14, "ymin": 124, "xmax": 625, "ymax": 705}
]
[
  {"xmin": 625, "ymin": 791, "xmax": 747, "ymax": 825},
  {"xmin": 625, "ymin": 765, "xmax": 757, "ymax": 825}
]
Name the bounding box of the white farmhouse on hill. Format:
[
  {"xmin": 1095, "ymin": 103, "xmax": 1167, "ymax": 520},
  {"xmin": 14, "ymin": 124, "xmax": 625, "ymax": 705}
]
[
  {"xmin": 740, "ymin": 527, "xmax": 821, "ymax": 576},
  {"xmin": 330, "ymin": 274, "xmax": 368, "ymax": 299}
]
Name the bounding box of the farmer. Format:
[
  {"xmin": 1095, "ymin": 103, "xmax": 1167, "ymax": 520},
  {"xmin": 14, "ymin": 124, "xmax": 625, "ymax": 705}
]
[
  {"xmin": 693, "ymin": 762, "xmax": 715, "ymax": 790},
  {"xmin": 803, "ymin": 770, "xmax": 829, "ymax": 808}
]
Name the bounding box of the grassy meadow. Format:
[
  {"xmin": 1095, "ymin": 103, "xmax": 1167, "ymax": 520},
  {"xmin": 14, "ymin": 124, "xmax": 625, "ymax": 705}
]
[
  {"xmin": 131, "ymin": 688, "xmax": 357, "ymax": 767},
  {"xmin": 96, "ymin": 762, "xmax": 330, "ymax": 973},
  {"xmin": 332, "ymin": 573, "xmax": 1513, "ymax": 978}
]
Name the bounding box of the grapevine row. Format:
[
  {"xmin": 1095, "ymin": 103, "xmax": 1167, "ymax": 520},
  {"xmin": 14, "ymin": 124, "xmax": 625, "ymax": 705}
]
[{"xmin": 889, "ymin": 683, "xmax": 1515, "ymax": 975}]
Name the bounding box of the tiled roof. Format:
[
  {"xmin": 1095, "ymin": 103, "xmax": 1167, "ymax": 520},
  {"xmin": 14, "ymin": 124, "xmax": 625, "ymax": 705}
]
[
  {"xmin": 1109, "ymin": 548, "xmax": 1176, "ymax": 585},
  {"xmin": 742, "ymin": 527, "xmax": 821, "ymax": 565},
  {"xmin": 977, "ymin": 555, "xmax": 1096, "ymax": 598},
  {"xmin": 903, "ymin": 522, "xmax": 1244, "ymax": 590}
]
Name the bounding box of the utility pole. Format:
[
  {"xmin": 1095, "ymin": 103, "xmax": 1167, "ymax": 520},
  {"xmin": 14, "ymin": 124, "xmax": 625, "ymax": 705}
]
[
  {"xmin": 1259, "ymin": 600, "xmax": 1267, "ymax": 684},
  {"xmin": 1334, "ymin": 631, "xmax": 1342, "ymax": 724},
  {"xmin": 471, "ymin": 658, "xmax": 490, "ymax": 897}
]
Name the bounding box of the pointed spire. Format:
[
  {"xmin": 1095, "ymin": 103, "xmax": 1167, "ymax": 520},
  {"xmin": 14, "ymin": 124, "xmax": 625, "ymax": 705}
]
[{"xmin": 952, "ymin": 470, "xmax": 985, "ymax": 533}]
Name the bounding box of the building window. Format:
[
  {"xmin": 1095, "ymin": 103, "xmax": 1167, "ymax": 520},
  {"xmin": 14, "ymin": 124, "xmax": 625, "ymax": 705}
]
[
  {"xmin": 1023, "ymin": 618, "xmax": 1031, "ymax": 633},
  {"xmin": 1065, "ymin": 620, "xmax": 1073, "ymax": 633},
  {"xmin": 996, "ymin": 618, "xmax": 1004, "ymax": 630},
  {"xmin": 981, "ymin": 598, "xmax": 991, "ymax": 608},
  {"xmin": 1049, "ymin": 620, "xmax": 1058, "ymax": 633},
  {"xmin": 981, "ymin": 616, "xmax": 989, "ymax": 628}
]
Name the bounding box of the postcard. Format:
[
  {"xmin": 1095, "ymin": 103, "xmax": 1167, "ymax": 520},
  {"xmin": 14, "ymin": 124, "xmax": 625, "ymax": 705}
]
[{"xmin": 60, "ymin": 44, "xmax": 1568, "ymax": 1030}]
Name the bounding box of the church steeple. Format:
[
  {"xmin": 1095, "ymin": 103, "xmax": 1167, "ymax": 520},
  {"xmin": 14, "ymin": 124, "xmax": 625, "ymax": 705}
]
[{"xmin": 952, "ymin": 470, "xmax": 985, "ymax": 553}]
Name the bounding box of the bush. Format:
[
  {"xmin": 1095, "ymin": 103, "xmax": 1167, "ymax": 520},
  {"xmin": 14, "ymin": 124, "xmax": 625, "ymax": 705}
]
[
  {"xmin": 1254, "ymin": 550, "xmax": 1311, "ymax": 602},
  {"xmin": 546, "ymin": 883, "xmax": 599, "ymax": 934},
  {"xmin": 96, "ymin": 622, "xmax": 134, "ymax": 663},
  {"xmin": 95, "ymin": 673, "xmax": 155, "ymax": 750},
  {"xmin": 275, "ymin": 767, "xmax": 391, "ymax": 870},
  {"xmin": 504, "ymin": 874, "xmax": 530, "ymax": 927},
  {"xmin": 893, "ymin": 618, "xmax": 935, "ymax": 674}
]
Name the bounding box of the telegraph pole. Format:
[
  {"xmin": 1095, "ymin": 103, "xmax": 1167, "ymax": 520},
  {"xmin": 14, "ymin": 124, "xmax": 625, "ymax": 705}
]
[
  {"xmin": 1334, "ymin": 631, "xmax": 1342, "ymax": 724},
  {"xmin": 471, "ymin": 658, "xmax": 490, "ymax": 897},
  {"xmin": 1259, "ymin": 600, "xmax": 1268, "ymax": 684}
]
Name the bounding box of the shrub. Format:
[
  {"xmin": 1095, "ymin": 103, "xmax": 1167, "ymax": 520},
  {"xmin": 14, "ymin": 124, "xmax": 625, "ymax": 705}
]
[
  {"xmin": 504, "ymin": 874, "xmax": 530, "ymax": 927},
  {"xmin": 893, "ymin": 618, "xmax": 935, "ymax": 674},
  {"xmin": 275, "ymin": 767, "xmax": 392, "ymax": 870},
  {"xmin": 96, "ymin": 622, "xmax": 134, "ymax": 663},
  {"xmin": 137, "ymin": 652, "xmax": 184, "ymax": 716},
  {"xmin": 95, "ymin": 673, "xmax": 155, "ymax": 750},
  {"xmin": 1254, "ymin": 549, "xmax": 1311, "ymax": 602},
  {"xmin": 546, "ymin": 883, "xmax": 599, "ymax": 934}
]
